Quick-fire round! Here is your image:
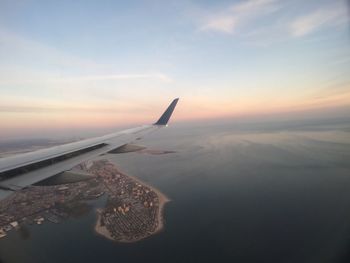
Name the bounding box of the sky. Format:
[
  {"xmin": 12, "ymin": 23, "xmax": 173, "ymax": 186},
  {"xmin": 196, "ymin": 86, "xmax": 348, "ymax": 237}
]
[{"xmin": 0, "ymin": 0, "xmax": 349, "ymax": 138}]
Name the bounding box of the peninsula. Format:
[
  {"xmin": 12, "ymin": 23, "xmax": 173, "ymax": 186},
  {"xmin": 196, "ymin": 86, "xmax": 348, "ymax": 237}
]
[
  {"xmin": 0, "ymin": 159, "xmax": 169, "ymax": 243},
  {"xmin": 85, "ymin": 160, "xmax": 169, "ymax": 242}
]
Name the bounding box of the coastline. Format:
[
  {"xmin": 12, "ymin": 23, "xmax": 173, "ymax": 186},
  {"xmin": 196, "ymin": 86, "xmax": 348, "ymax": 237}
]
[
  {"xmin": 95, "ymin": 209, "xmax": 114, "ymax": 241},
  {"xmin": 94, "ymin": 160, "xmax": 170, "ymax": 242}
]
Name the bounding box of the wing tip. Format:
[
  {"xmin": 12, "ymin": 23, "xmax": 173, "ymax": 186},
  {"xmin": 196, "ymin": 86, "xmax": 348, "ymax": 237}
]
[{"xmin": 154, "ymin": 98, "xmax": 179, "ymax": 126}]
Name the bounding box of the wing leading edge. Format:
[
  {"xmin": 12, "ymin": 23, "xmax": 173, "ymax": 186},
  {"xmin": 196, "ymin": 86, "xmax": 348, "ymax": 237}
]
[{"xmin": 0, "ymin": 98, "xmax": 179, "ymax": 199}]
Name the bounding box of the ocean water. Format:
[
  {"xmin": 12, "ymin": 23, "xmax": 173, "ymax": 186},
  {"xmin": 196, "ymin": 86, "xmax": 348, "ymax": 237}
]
[{"xmin": 1, "ymin": 118, "xmax": 350, "ymax": 263}]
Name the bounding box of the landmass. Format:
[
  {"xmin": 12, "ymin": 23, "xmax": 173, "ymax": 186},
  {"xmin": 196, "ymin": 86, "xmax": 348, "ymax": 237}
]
[
  {"xmin": 86, "ymin": 160, "xmax": 169, "ymax": 242},
  {"xmin": 0, "ymin": 159, "xmax": 169, "ymax": 242}
]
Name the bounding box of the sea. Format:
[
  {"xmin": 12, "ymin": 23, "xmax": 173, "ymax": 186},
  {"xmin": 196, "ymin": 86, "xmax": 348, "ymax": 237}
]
[{"xmin": 1, "ymin": 117, "xmax": 350, "ymax": 263}]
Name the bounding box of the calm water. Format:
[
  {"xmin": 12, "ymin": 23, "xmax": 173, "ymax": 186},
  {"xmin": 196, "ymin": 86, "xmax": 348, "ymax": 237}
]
[{"xmin": 1, "ymin": 119, "xmax": 350, "ymax": 263}]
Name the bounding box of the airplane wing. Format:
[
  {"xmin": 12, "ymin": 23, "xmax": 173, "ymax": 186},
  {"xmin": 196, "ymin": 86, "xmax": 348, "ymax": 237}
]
[{"xmin": 0, "ymin": 98, "xmax": 179, "ymax": 200}]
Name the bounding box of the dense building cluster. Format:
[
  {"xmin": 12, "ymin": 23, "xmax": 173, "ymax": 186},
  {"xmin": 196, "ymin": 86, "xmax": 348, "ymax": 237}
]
[
  {"xmin": 0, "ymin": 160, "xmax": 164, "ymax": 242},
  {"xmin": 0, "ymin": 178, "xmax": 102, "ymax": 238},
  {"xmin": 87, "ymin": 160, "xmax": 161, "ymax": 242}
]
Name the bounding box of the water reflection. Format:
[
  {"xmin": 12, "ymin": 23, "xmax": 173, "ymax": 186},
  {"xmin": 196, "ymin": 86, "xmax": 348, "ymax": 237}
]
[{"xmin": 1, "ymin": 120, "xmax": 350, "ymax": 263}]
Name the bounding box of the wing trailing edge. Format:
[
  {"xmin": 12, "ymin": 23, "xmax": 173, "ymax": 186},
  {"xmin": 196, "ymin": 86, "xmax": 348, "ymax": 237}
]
[{"xmin": 0, "ymin": 98, "xmax": 179, "ymax": 196}]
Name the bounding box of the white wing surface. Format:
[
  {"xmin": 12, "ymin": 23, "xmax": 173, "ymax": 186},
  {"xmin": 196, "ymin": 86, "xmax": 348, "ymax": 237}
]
[{"xmin": 0, "ymin": 98, "xmax": 179, "ymax": 199}]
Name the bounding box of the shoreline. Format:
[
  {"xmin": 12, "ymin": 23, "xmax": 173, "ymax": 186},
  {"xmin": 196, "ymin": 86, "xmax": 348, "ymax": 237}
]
[{"xmin": 94, "ymin": 160, "xmax": 170, "ymax": 243}]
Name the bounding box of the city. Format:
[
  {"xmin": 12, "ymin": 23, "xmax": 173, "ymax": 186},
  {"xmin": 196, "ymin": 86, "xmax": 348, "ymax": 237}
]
[{"xmin": 0, "ymin": 160, "xmax": 168, "ymax": 242}]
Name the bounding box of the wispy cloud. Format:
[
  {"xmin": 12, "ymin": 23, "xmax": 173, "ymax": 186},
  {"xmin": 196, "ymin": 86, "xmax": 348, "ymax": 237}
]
[
  {"xmin": 200, "ymin": 15, "xmax": 237, "ymax": 34},
  {"xmin": 0, "ymin": 71, "xmax": 172, "ymax": 85},
  {"xmin": 229, "ymin": 0, "xmax": 278, "ymax": 13},
  {"xmin": 199, "ymin": 0, "xmax": 280, "ymax": 34},
  {"xmin": 289, "ymin": 4, "xmax": 348, "ymax": 37},
  {"xmin": 61, "ymin": 73, "xmax": 172, "ymax": 82},
  {"xmin": 0, "ymin": 28, "xmax": 101, "ymax": 70},
  {"xmin": 0, "ymin": 29, "xmax": 172, "ymax": 101},
  {"xmin": 196, "ymin": 0, "xmax": 348, "ymax": 45},
  {"xmin": 0, "ymin": 104, "xmax": 153, "ymax": 114}
]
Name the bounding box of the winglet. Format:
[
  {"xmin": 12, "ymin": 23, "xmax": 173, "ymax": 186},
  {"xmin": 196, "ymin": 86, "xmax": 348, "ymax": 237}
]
[{"xmin": 154, "ymin": 98, "xmax": 179, "ymax": 125}]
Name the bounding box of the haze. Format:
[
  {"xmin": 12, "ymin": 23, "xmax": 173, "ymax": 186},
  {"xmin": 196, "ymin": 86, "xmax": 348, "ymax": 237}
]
[{"xmin": 0, "ymin": 0, "xmax": 349, "ymax": 138}]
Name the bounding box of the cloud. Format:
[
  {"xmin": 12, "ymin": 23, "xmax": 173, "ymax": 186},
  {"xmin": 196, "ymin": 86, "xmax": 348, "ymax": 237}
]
[
  {"xmin": 290, "ymin": 4, "xmax": 348, "ymax": 37},
  {"xmin": 61, "ymin": 73, "xmax": 172, "ymax": 82},
  {"xmin": 0, "ymin": 71, "xmax": 172, "ymax": 85},
  {"xmin": 196, "ymin": 0, "xmax": 348, "ymax": 46},
  {"xmin": 199, "ymin": 0, "xmax": 280, "ymax": 34},
  {"xmin": 200, "ymin": 15, "xmax": 237, "ymax": 33},
  {"xmin": 0, "ymin": 28, "xmax": 101, "ymax": 70},
  {"xmin": 229, "ymin": 0, "xmax": 278, "ymax": 13},
  {"xmin": 0, "ymin": 104, "xmax": 151, "ymax": 114},
  {"xmin": 0, "ymin": 29, "xmax": 172, "ymax": 81}
]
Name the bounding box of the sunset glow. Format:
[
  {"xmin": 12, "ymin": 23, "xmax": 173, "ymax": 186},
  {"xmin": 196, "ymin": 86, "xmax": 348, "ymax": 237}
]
[{"xmin": 0, "ymin": 0, "xmax": 349, "ymax": 138}]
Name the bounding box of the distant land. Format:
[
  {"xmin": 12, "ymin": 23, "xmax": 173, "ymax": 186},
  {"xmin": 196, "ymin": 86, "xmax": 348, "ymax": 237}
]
[{"xmin": 0, "ymin": 138, "xmax": 79, "ymax": 158}]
